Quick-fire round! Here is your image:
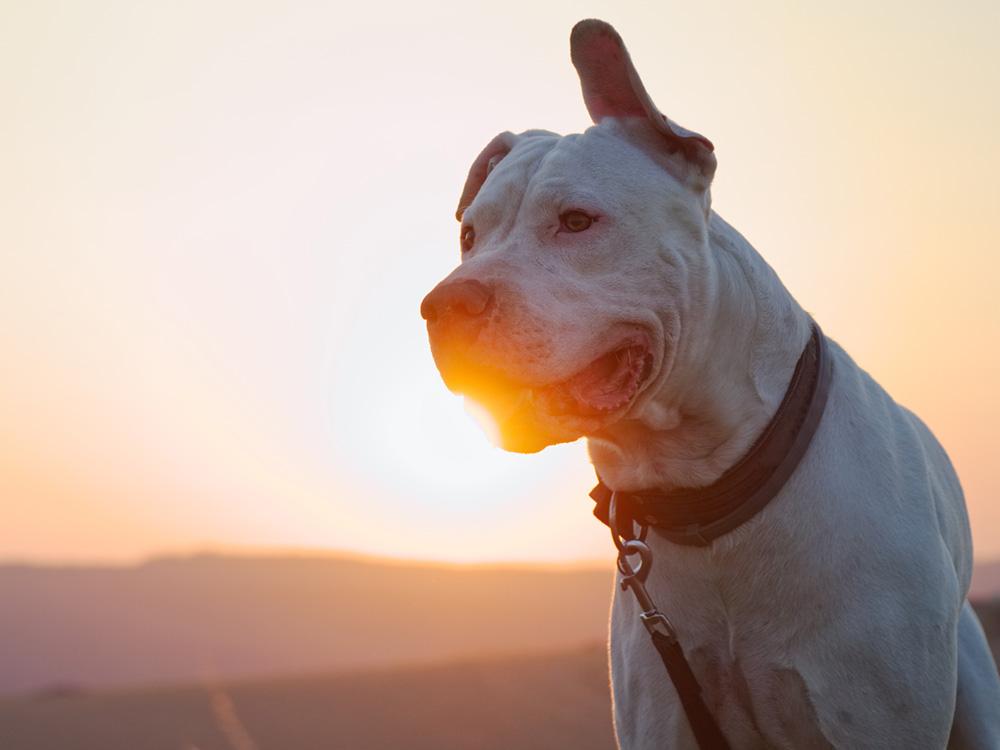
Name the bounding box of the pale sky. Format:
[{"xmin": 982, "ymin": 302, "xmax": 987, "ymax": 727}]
[{"xmin": 1, "ymin": 0, "xmax": 998, "ymax": 564}]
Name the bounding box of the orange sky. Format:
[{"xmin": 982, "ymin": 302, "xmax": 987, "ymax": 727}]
[{"xmin": 1, "ymin": 0, "xmax": 998, "ymax": 564}]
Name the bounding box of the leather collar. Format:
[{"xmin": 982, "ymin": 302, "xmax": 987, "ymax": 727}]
[{"xmin": 590, "ymin": 322, "xmax": 833, "ymax": 546}]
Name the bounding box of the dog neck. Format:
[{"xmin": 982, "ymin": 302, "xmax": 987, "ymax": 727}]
[{"xmin": 587, "ymin": 211, "xmax": 813, "ymax": 493}]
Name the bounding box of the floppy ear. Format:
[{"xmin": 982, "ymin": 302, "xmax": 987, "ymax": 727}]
[
  {"xmin": 570, "ymin": 19, "xmax": 716, "ymax": 189},
  {"xmin": 455, "ymin": 131, "xmax": 518, "ymax": 222}
]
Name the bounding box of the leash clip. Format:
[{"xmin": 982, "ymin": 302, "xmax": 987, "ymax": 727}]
[{"xmin": 609, "ymin": 492, "xmax": 677, "ymax": 643}]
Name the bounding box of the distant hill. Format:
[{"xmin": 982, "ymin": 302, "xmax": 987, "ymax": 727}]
[
  {"xmin": 0, "ymin": 554, "xmax": 613, "ymax": 695},
  {"xmin": 0, "ymin": 645, "xmax": 616, "ymax": 750},
  {"xmin": 971, "ymin": 559, "xmax": 1000, "ymax": 600},
  {"xmin": 1, "ymin": 552, "xmax": 997, "ymax": 700}
]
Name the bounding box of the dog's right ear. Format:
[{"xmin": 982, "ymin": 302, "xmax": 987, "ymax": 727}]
[{"xmin": 455, "ymin": 131, "xmax": 518, "ymax": 222}]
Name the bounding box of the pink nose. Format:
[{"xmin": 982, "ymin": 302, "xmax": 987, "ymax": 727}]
[{"xmin": 420, "ymin": 279, "xmax": 493, "ymax": 323}]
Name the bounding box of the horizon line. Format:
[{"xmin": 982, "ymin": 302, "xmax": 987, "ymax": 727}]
[{"xmin": 0, "ymin": 544, "xmax": 617, "ymax": 572}]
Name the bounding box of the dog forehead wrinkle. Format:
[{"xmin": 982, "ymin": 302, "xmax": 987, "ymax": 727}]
[
  {"xmin": 510, "ymin": 136, "xmax": 590, "ymax": 227},
  {"xmin": 517, "ymin": 133, "xmax": 637, "ymax": 216},
  {"xmin": 576, "ymin": 128, "xmax": 697, "ymax": 227},
  {"xmin": 477, "ymin": 123, "xmax": 698, "ymax": 245},
  {"xmin": 471, "ymin": 135, "xmax": 560, "ymax": 235},
  {"xmin": 524, "ymin": 176, "xmax": 603, "ymax": 213}
]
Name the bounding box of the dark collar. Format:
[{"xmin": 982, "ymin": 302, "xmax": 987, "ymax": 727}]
[{"xmin": 590, "ymin": 323, "xmax": 833, "ymax": 546}]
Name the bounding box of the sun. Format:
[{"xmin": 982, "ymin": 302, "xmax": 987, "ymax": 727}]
[
  {"xmin": 324, "ymin": 326, "xmax": 567, "ymax": 513},
  {"xmin": 369, "ymin": 365, "xmax": 545, "ymax": 507}
]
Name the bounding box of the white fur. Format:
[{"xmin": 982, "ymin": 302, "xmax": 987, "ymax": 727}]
[
  {"xmin": 429, "ymin": 106, "xmax": 1000, "ymax": 750},
  {"xmin": 604, "ymin": 209, "xmax": 1000, "ymax": 748}
]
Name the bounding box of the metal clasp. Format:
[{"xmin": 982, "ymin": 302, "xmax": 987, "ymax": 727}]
[{"xmin": 609, "ymin": 492, "xmax": 678, "ymax": 643}]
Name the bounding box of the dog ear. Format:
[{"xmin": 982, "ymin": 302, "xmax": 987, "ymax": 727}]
[
  {"xmin": 570, "ymin": 19, "xmax": 716, "ymax": 190},
  {"xmin": 456, "ymin": 131, "xmax": 518, "ymax": 222}
]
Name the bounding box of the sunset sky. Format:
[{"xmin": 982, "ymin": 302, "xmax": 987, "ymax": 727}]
[{"xmin": 1, "ymin": 0, "xmax": 998, "ymax": 564}]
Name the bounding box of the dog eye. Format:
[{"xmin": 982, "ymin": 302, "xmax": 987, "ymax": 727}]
[
  {"xmin": 559, "ymin": 210, "xmax": 593, "ymax": 233},
  {"xmin": 460, "ymin": 226, "xmax": 475, "ymax": 253}
]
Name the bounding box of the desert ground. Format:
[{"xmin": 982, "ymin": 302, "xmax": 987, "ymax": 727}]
[{"xmin": 0, "ymin": 646, "xmax": 615, "ymax": 750}]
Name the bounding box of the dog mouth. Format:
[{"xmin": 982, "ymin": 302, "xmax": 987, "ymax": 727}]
[
  {"xmin": 538, "ymin": 339, "xmax": 655, "ymax": 419},
  {"xmin": 433, "ymin": 331, "xmax": 657, "ymax": 452}
]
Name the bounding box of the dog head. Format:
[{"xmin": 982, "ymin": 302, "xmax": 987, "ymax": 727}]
[{"xmin": 422, "ymin": 20, "xmax": 718, "ymax": 454}]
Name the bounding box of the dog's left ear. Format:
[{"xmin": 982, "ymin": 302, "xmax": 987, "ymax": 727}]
[
  {"xmin": 455, "ymin": 131, "xmax": 518, "ymax": 222},
  {"xmin": 570, "ymin": 19, "xmax": 716, "ymax": 191}
]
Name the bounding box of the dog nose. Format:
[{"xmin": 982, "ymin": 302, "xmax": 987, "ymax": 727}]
[{"xmin": 420, "ymin": 279, "xmax": 493, "ymax": 322}]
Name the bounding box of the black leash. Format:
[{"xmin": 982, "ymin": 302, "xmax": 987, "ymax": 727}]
[
  {"xmin": 609, "ymin": 495, "xmax": 731, "ymax": 750},
  {"xmin": 601, "ymin": 324, "xmax": 834, "ymax": 749}
]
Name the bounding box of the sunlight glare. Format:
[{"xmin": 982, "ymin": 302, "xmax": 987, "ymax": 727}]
[{"xmin": 462, "ymin": 397, "xmax": 502, "ymax": 447}]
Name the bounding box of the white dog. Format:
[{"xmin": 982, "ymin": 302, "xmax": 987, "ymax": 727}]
[{"xmin": 422, "ymin": 19, "xmax": 1000, "ymax": 749}]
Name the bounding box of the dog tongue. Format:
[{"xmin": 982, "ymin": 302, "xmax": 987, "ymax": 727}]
[{"xmin": 567, "ymin": 346, "xmax": 645, "ymax": 412}]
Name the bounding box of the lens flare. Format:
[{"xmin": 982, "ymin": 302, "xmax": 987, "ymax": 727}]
[{"xmin": 463, "ymin": 397, "xmax": 503, "ymax": 445}]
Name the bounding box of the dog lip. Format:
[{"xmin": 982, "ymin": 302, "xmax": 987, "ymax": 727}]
[{"xmin": 538, "ymin": 337, "xmax": 654, "ymax": 418}]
